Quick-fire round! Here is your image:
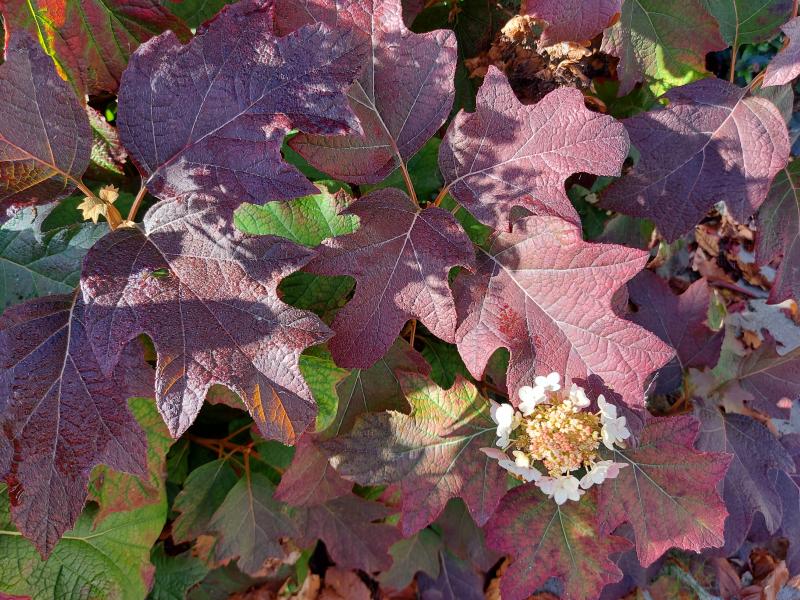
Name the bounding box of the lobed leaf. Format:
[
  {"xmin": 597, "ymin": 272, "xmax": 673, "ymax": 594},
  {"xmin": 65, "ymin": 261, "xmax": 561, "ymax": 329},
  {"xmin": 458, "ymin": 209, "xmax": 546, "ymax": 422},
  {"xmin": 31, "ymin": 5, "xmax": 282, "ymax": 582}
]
[
  {"xmin": 597, "ymin": 414, "xmax": 731, "ymax": 566},
  {"xmin": 324, "ymin": 373, "xmax": 507, "ymax": 535},
  {"xmin": 117, "ymin": 0, "xmax": 368, "ymax": 206},
  {"xmin": 276, "ymin": 0, "xmax": 457, "ymax": 184},
  {"xmin": 486, "ymin": 486, "xmax": 630, "ymax": 600},
  {"xmin": 274, "ymin": 433, "xmax": 352, "ymax": 506},
  {"xmin": 0, "ymin": 34, "xmax": 91, "ymax": 218},
  {"xmin": 416, "ymin": 552, "xmax": 485, "ymax": 600},
  {"xmin": 171, "ymin": 458, "xmax": 238, "ymax": 544},
  {"xmin": 378, "ymin": 528, "xmax": 442, "ymax": 590},
  {"xmin": 702, "ymin": 0, "xmax": 793, "ymax": 46},
  {"xmin": 602, "ymin": 78, "xmax": 790, "ymax": 241},
  {"xmin": 522, "ymin": 0, "xmax": 622, "ymax": 44},
  {"xmin": 454, "ymin": 215, "xmax": 673, "ymax": 408},
  {"xmin": 80, "ymin": 196, "xmax": 332, "ymax": 443},
  {"xmin": 764, "ymin": 17, "xmax": 800, "ymax": 87},
  {"xmin": 306, "ymin": 188, "xmax": 474, "ymax": 369},
  {"xmin": 439, "ymin": 66, "xmax": 629, "ymax": 230}
]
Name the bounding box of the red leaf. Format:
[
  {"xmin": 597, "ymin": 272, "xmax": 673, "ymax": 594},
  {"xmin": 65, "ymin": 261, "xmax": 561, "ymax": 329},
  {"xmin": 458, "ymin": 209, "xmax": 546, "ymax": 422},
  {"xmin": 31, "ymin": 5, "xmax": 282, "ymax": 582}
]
[
  {"xmin": 276, "ymin": 0, "xmax": 456, "ymax": 184},
  {"xmin": 597, "ymin": 414, "xmax": 731, "ymax": 566},
  {"xmin": 0, "ymin": 34, "xmax": 91, "ymax": 218},
  {"xmin": 485, "ymin": 485, "xmax": 630, "ymax": 600},
  {"xmin": 764, "ymin": 17, "xmax": 800, "ymax": 87},
  {"xmin": 0, "ymin": 0, "xmax": 190, "ymax": 97},
  {"xmin": 521, "ymin": 0, "xmax": 622, "ymax": 44},
  {"xmin": 439, "ymin": 66, "xmax": 629, "ymax": 230},
  {"xmin": 602, "ymin": 79, "xmax": 790, "ymax": 242},
  {"xmin": 80, "ymin": 196, "xmax": 331, "ymax": 443},
  {"xmin": 323, "ymin": 373, "xmax": 507, "ymax": 535},
  {"xmin": 453, "ymin": 216, "xmax": 673, "ymax": 408},
  {"xmin": 0, "ymin": 295, "xmax": 146, "ymax": 557},
  {"xmin": 274, "ymin": 433, "xmax": 352, "ymax": 506},
  {"xmin": 306, "ymin": 188, "xmax": 474, "ymax": 369},
  {"xmin": 627, "ymin": 271, "xmax": 723, "ymax": 394},
  {"xmin": 117, "ymin": 0, "xmax": 368, "ymax": 206},
  {"xmin": 755, "ymin": 161, "xmax": 800, "ymax": 304}
]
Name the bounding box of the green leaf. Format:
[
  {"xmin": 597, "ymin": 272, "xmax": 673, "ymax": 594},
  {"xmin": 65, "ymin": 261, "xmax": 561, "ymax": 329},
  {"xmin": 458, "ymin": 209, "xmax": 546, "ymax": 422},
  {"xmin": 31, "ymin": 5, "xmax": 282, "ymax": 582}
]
[
  {"xmin": 420, "ymin": 337, "xmax": 471, "ymax": 389},
  {"xmin": 86, "ymin": 106, "xmax": 126, "ymax": 177},
  {"xmin": 378, "ymin": 528, "xmax": 442, "ymax": 590},
  {"xmin": 299, "ymin": 351, "xmax": 349, "ymax": 432},
  {"xmin": 0, "ymin": 207, "xmax": 106, "ymax": 310},
  {"xmin": 279, "ymin": 272, "xmax": 354, "ymax": 323},
  {"xmin": 364, "ymin": 138, "xmax": 443, "ymax": 202},
  {"xmin": 438, "ymin": 195, "xmax": 492, "ymax": 248},
  {"xmin": 172, "ymin": 459, "xmax": 239, "ymax": 544},
  {"xmin": 0, "ymin": 398, "xmax": 169, "ymax": 599},
  {"xmin": 234, "ymin": 181, "xmax": 358, "ymax": 246},
  {"xmin": 702, "ymin": 0, "xmax": 792, "ymax": 45},
  {"xmin": 166, "ymin": 0, "xmax": 233, "ymax": 29},
  {"xmin": 148, "ymin": 544, "xmax": 209, "ymax": 600}
]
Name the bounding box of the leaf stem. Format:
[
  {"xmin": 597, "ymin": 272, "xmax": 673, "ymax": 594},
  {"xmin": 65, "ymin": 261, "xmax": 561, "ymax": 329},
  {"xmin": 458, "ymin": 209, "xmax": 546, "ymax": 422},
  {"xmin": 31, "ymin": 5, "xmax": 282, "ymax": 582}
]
[
  {"xmin": 399, "ymin": 159, "xmax": 418, "ymax": 205},
  {"xmin": 433, "ymin": 185, "xmax": 450, "ymax": 207},
  {"xmin": 128, "ymin": 185, "xmax": 148, "ymax": 222},
  {"xmin": 728, "ymin": 42, "xmax": 738, "ymax": 83},
  {"xmin": 409, "ymin": 319, "xmax": 417, "ymax": 348}
]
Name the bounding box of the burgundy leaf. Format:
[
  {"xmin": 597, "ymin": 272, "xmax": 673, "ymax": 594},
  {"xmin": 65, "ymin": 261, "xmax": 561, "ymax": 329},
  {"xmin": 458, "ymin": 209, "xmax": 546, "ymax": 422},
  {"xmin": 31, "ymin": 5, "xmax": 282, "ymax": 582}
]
[
  {"xmin": 0, "ymin": 294, "xmax": 146, "ymax": 557},
  {"xmin": 485, "ymin": 486, "xmax": 630, "ymax": 600},
  {"xmin": 0, "ymin": 34, "xmax": 91, "ymax": 218},
  {"xmin": 597, "ymin": 414, "xmax": 731, "ymax": 566},
  {"xmin": 276, "ymin": 0, "xmax": 456, "ymax": 184},
  {"xmin": 274, "ymin": 433, "xmax": 351, "ymax": 506},
  {"xmin": 416, "ymin": 552, "xmax": 485, "ymax": 600},
  {"xmin": 756, "ymin": 161, "xmax": 800, "ymax": 304},
  {"xmin": 80, "ymin": 196, "xmax": 331, "ymax": 443},
  {"xmin": 602, "ymin": 79, "xmax": 790, "ymax": 242},
  {"xmin": 325, "ymin": 337, "xmax": 430, "ymax": 437},
  {"xmin": 305, "ymin": 188, "xmax": 474, "ymax": 369},
  {"xmin": 627, "ymin": 271, "xmax": 723, "ymax": 394},
  {"xmin": 323, "ymin": 373, "xmax": 507, "ymax": 535},
  {"xmin": 695, "ymin": 400, "xmax": 795, "ymax": 555},
  {"xmin": 297, "ymin": 493, "xmax": 401, "ymax": 572},
  {"xmin": 0, "ymin": 0, "xmax": 190, "ymax": 97},
  {"xmin": 453, "ymin": 216, "xmax": 673, "ymax": 408},
  {"xmin": 763, "ymin": 17, "xmax": 800, "ymax": 87},
  {"xmin": 521, "ymin": 0, "xmax": 622, "ymax": 44},
  {"xmin": 117, "ymin": 0, "xmax": 368, "ymax": 206},
  {"xmin": 439, "ymin": 66, "xmax": 629, "ymax": 230},
  {"xmin": 775, "ymin": 469, "xmax": 800, "ymax": 574}
]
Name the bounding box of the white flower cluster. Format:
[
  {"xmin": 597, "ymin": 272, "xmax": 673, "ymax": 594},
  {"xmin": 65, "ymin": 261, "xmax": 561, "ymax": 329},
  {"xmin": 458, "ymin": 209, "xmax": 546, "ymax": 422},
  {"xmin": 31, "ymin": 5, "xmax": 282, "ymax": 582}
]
[{"xmin": 482, "ymin": 373, "xmax": 631, "ymax": 505}]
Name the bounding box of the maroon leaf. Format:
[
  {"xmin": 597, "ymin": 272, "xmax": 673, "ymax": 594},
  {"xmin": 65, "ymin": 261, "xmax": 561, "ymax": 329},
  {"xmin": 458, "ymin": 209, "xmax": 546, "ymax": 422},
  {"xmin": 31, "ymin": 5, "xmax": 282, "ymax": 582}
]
[
  {"xmin": 764, "ymin": 17, "xmax": 800, "ymax": 87},
  {"xmin": 0, "ymin": 0, "xmax": 190, "ymax": 97},
  {"xmin": 416, "ymin": 552, "xmax": 485, "ymax": 600},
  {"xmin": 325, "ymin": 337, "xmax": 430, "ymax": 437},
  {"xmin": 276, "ymin": 0, "xmax": 456, "ymax": 184},
  {"xmin": 627, "ymin": 271, "xmax": 723, "ymax": 394},
  {"xmin": 0, "ymin": 294, "xmax": 146, "ymax": 557},
  {"xmin": 0, "ymin": 34, "xmax": 91, "ymax": 218},
  {"xmin": 439, "ymin": 67, "xmax": 630, "ymax": 230},
  {"xmin": 453, "ymin": 216, "xmax": 673, "ymax": 408},
  {"xmin": 297, "ymin": 493, "xmax": 401, "ymax": 572},
  {"xmin": 521, "ymin": 0, "xmax": 622, "ymax": 44},
  {"xmin": 274, "ymin": 433, "xmax": 351, "ymax": 506},
  {"xmin": 305, "ymin": 188, "xmax": 474, "ymax": 369},
  {"xmin": 485, "ymin": 485, "xmax": 630, "ymax": 600},
  {"xmin": 602, "ymin": 79, "xmax": 790, "ymax": 242},
  {"xmin": 117, "ymin": 0, "xmax": 368, "ymax": 206},
  {"xmin": 695, "ymin": 401, "xmax": 795, "ymax": 555},
  {"xmin": 775, "ymin": 469, "xmax": 800, "ymax": 574},
  {"xmin": 80, "ymin": 196, "xmax": 331, "ymax": 443},
  {"xmin": 597, "ymin": 414, "xmax": 731, "ymax": 566},
  {"xmin": 755, "ymin": 161, "xmax": 800, "ymax": 304},
  {"xmin": 323, "ymin": 373, "xmax": 507, "ymax": 535}
]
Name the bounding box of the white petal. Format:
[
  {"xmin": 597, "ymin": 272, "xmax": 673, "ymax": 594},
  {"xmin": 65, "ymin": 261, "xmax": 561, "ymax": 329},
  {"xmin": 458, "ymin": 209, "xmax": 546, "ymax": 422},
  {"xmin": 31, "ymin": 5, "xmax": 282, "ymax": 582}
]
[
  {"xmin": 512, "ymin": 451, "xmax": 531, "ymax": 468},
  {"xmin": 495, "ymin": 403, "xmax": 515, "ymax": 428}
]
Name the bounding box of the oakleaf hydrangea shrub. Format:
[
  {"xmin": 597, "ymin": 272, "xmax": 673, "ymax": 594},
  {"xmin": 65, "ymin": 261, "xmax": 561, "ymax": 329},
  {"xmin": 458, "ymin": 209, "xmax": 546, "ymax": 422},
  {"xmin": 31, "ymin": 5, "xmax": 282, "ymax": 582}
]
[{"xmin": 0, "ymin": 0, "xmax": 798, "ymax": 598}]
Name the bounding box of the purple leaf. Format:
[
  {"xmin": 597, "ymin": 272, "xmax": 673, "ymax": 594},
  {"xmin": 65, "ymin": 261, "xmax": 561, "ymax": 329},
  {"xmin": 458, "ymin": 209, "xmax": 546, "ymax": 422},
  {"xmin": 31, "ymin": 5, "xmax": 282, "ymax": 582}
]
[
  {"xmin": 453, "ymin": 215, "xmax": 673, "ymax": 408},
  {"xmin": 764, "ymin": 17, "xmax": 800, "ymax": 87},
  {"xmin": 602, "ymin": 79, "xmax": 790, "ymax": 242},
  {"xmin": 274, "ymin": 433, "xmax": 351, "ymax": 506},
  {"xmin": 276, "ymin": 0, "xmax": 456, "ymax": 184},
  {"xmin": 439, "ymin": 66, "xmax": 629, "ymax": 230},
  {"xmin": 775, "ymin": 469, "xmax": 800, "ymax": 574},
  {"xmin": 485, "ymin": 486, "xmax": 630, "ymax": 600},
  {"xmin": 117, "ymin": 0, "xmax": 368, "ymax": 206},
  {"xmin": 417, "ymin": 552, "xmax": 484, "ymax": 600},
  {"xmin": 627, "ymin": 271, "xmax": 723, "ymax": 394},
  {"xmin": 521, "ymin": 0, "xmax": 622, "ymax": 44},
  {"xmin": 597, "ymin": 414, "xmax": 731, "ymax": 566},
  {"xmin": 323, "ymin": 373, "xmax": 507, "ymax": 535},
  {"xmin": 80, "ymin": 196, "xmax": 332, "ymax": 443},
  {"xmin": 0, "ymin": 294, "xmax": 146, "ymax": 557},
  {"xmin": 305, "ymin": 188, "xmax": 474, "ymax": 369},
  {"xmin": 756, "ymin": 161, "xmax": 800, "ymax": 304},
  {"xmin": 0, "ymin": 34, "xmax": 91, "ymax": 218},
  {"xmin": 695, "ymin": 401, "xmax": 796, "ymax": 555}
]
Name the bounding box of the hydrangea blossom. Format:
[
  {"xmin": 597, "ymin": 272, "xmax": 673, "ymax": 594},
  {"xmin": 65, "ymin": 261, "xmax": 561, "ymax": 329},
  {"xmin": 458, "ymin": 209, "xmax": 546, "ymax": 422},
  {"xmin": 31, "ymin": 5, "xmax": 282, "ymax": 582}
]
[{"xmin": 483, "ymin": 373, "xmax": 630, "ymax": 505}]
